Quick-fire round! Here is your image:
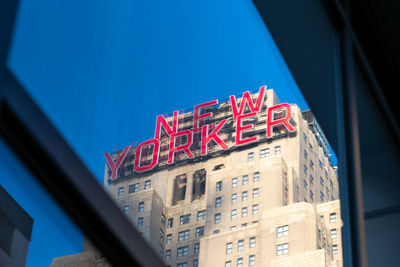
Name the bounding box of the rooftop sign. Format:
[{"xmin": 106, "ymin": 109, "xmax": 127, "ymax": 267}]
[{"xmin": 105, "ymin": 86, "xmax": 296, "ymax": 178}]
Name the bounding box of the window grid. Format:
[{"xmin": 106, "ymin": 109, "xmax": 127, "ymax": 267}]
[{"xmin": 276, "ymin": 243, "xmax": 289, "ymax": 255}]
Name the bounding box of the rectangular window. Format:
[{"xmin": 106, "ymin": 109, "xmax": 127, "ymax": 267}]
[
  {"xmin": 277, "ymin": 225, "xmax": 289, "ymax": 237},
  {"xmin": 275, "ymin": 146, "xmax": 281, "ymax": 155},
  {"xmin": 309, "ymin": 143, "xmax": 313, "ymax": 152},
  {"xmin": 237, "ymin": 257, "xmax": 243, "ymax": 267},
  {"xmin": 304, "ymin": 149, "xmax": 308, "ymax": 159},
  {"xmin": 138, "ymin": 217, "xmax": 144, "ymax": 227},
  {"xmin": 333, "ymin": 244, "xmax": 338, "ymax": 254},
  {"xmin": 180, "ymin": 214, "xmax": 191, "ymax": 225},
  {"xmin": 232, "ymin": 193, "xmax": 238, "ymax": 204},
  {"xmin": 226, "ymin": 242, "xmax": 233, "ymax": 254},
  {"xmin": 310, "ymin": 175, "xmax": 314, "ymax": 185},
  {"xmin": 242, "ymin": 191, "xmax": 248, "ymax": 201},
  {"xmin": 231, "ymin": 209, "xmax": 237, "ymax": 220},
  {"xmin": 166, "ymin": 249, "xmax": 171, "ymax": 259},
  {"xmin": 123, "ymin": 205, "xmax": 129, "ymax": 214},
  {"xmin": 196, "ymin": 226, "xmax": 204, "ymax": 237},
  {"xmin": 144, "ymin": 180, "xmax": 151, "ymax": 189},
  {"xmin": 304, "ymin": 165, "xmax": 308, "ymax": 175},
  {"xmin": 320, "ymin": 191, "xmax": 324, "ymax": 201},
  {"xmin": 194, "ymin": 242, "xmax": 200, "ymax": 253},
  {"xmin": 197, "ymin": 210, "xmax": 206, "ymax": 221},
  {"xmin": 232, "ymin": 178, "xmax": 238, "ymax": 188},
  {"xmin": 242, "ymin": 207, "xmax": 247, "ymax": 217},
  {"xmin": 161, "ymin": 214, "xmax": 166, "ymax": 227},
  {"xmin": 310, "ymin": 190, "xmax": 314, "ymax": 201},
  {"xmin": 249, "ymin": 255, "xmax": 255, "ymax": 266},
  {"xmin": 213, "ymin": 230, "xmax": 220, "ymax": 235},
  {"xmin": 241, "ymin": 223, "xmax": 247, "ymax": 228},
  {"xmin": 249, "ymin": 237, "xmax": 256, "ymax": 248},
  {"xmin": 216, "ymin": 181, "xmax": 222, "ymax": 192},
  {"xmin": 330, "ymin": 213, "xmax": 337, "ymax": 223},
  {"xmin": 303, "ymin": 179, "xmax": 308, "ymax": 188},
  {"xmin": 134, "ymin": 183, "xmax": 140, "ymax": 192},
  {"xmin": 242, "ymin": 175, "xmax": 248, "ymax": 185},
  {"xmin": 215, "ymin": 197, "xmax": 222, "ymax": 208},
  {"xmin": 166, "ymin": 234, "xmax": 172, "ymax": 244},
  {"xmin": 253, "ymin": 172, "xmax": 260, "ymax": 182},
  {"xmin": 252, "ymin": 204, "xmax": 259, "ymax": 215},
  {"xmin": 118, "ymin": 187, "xmax": 124, "ymax": 196},
  {"xmin": 237, "ymin": 240, "xmax": 244, "ymax": 251},
  {"xmin": 248, "ymin": 152, "xmax": 254, "ymax": 161},
  {"xmin": 276, "ymin": 243, "xmax": 289, "ymax": 255},
  {"xmin": 168, "ymin": 218, "xmax": 173, "ymax": 228},
  {"xmin": 331, "ymin": 229, "xmax": 337, "ymax": 239},
  {"xmin": 260, "ymin": 148, "xmax": 270, "ymax": 158},
  {"xmin": 230, "ymin": 226, "xmax": 237, "ymax": 231},
  {"xmin": 319, "ymin": 160, "xmax": 323, "ymax": 168},
  {"xmin": 320, "ymin": 177, "xmax": 324, "ymax": 186},
  {"xmin": 225, "ymin": 261, "xmax": 232, "ymax": 267},
  {"xmin": 178, "ymin": 230, "xmax": 190, "ymax": 241},
  {"xmin": 193, "ymin": 259, "xmax": 198, "ymax": 267},
  {"xmin": 138, "ymin": 202, "xmax": 144, "ymax": 212},
  {"xmin": 128, "ymin": 184, "xmax": 134, "ymax": 193},
  {"xmin": 214, "ymin": 213, "xmax": 221, "ymax": 224},
  {"xmin": 253, "ymin": 188, "xmax": 259, "ymax": 199},
  {"xmin": 160, "ymin": 229, "xmax": 165, "ymax": 242},
  {"xmin": 177, "ymin": 263, "xmax": 187, "ymax": 267},
  {"xmin": 310, "ymin": 160, "xmax": 314, "ymax": 169},
  {"xmin": 177, "ymin": 246, "xmax": 189, "ymax": 257}
]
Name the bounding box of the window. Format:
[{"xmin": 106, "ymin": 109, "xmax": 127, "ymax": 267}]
[
  {"xmin": 160, "ymin": 230, "xmax": 165, "ymax": 242},
  {"xmin": 226, "ymin": 242, "xmax": 233, "ymax": 254},
  {"xmin": 276, "ymin": 243, "xmax": 289, "ymax": 255},
  {"xmin": 231, "ymin": 209, "xmax": 237, "ymax": 220},
  {"xmin": 237, "ymin": 257, "xmax": 243, "ymax": 267},
  {"xmin": 310, "ymin": 175, "xmax": 314, "ymax": 185},
  {"xmin": 166, "ymin": 249, "xmax": 171, "ymax": 259},
  {"xmin": 123, "ymin": 205, "xmax": 129, "ymax": 214},
  {"xmin": 166, "ymin": 234, "xmax": 172, "ymax": 244},
  {"xmin": 216, "ymin": 181, "xmax": 222, "ymax": 192},
  {"xmin": 213, "ymin": 230, "xmax": 220, "ymax": 235},
  {"xmin": 310, "ymin": 190, "xmax": 314, "ymax": 201},
  {"xmin": 252, "ymin": 221, "xmax": 258, "ymax": 225},
  {"xmin": 319, "ymin": 160, "xmax": 323, "ymax": 169},
  {"xmin": 196, "ymin": 226, "xmax": 204, "ymax": 237},
  {"xmin": 304, "ymin": 165, "xmax": 308, "ymax": 175},
  {"xmin": 249, "ymin": 255, "xmax": 255, "ymax": 266},
  {"xmin": 232, "ymin": 193, "xmax": 238, "ymax": 203},
  {"xmin": 194, "ymin": 242, "xmax": 200, "ymax": 253},
  {"xmin": 330, "ymin": 213, "xmax": 337, "ymax": 223},
  {"xmin": 320, "ymin": 191, "xmax": 324, "ymax": 201},
  {"xmin": 180, "ymin": 214, "xmax": 191, "ymax": 225},
  {"xmin": 333, "ymin": 244, "xmax": 338, "ymax": 255},
  {"xmin": 320, "ymin": 177, "xmax": 324, "ymax": 186},
  {"xmin": 331, "ymin": 229, "xmax": 337, "ymax": 239},
  {"xmin": 230, "ymin": 226, "xmax": 237, "ymax": 231},
  {"xmin": 260, "ymin": 148, "xmax": 270, "ymax": 158},
  {"xmin": 178, "ymin": 230, "xmax": 190, "ymax": 241},
  {"xmin": 197, "ymin": 210, "xmax": 206, "ymax": 221},
  {"xmin": 242, "ymin": 175, "xmax": 248, "ymax": 185},
  {"xmin": 177, "ymin": 263, "xmax": 187, "ymax": 267},
  {"xmin": 310, "ymin": 160, "xmax": 314, "ymax": 170},
  {"xmin": 134, "ymin": 183, "xmax": 140, "ymax": 192},
  {"xmin": 252, "ymin": 204, "xmax": 258, "ymax": 215},
  {"xmin": 138, "ymin": 217, "xmax": 144, "ymax": 227},
  {"xmin": 249, "ymin": 237, "xmax": 256, "ymax": 248},
  {"xmin": 248, "ymin": 152, "xmax": 254, "ymax": 161},
  {"xmin": 303, "ymin": 179, "xmax": 308, "ymax": 188},
  {"xmin": 277, "ymin": 225, "xmax": 289, "ymax": 237},
  {"xmin": 138, "ymin": 202, "xmax": 144, "ymax": 212},
  {"xmin": 253, "ymin": 188, "xmax": 259, "ymax": 199},
  {"xmin": 241, "ymin": 223, "xmax": 247, "ymax": 228},
  {"xmin": 161, "ymin": 214, "xmax": 166, "ymax": 226},
  {"xmin": 253, "ymin": 172, "xmax": 260, "ymax": 182},
  {"xmin": 214, "ymin": 213, "xmax": 221, "ymax": 224},
  {"xmin": 168, "ymin": 218, "xmax": 173, "ymax": 228},
  {"xmin": 237, "ymin": 240, "xmax": 244, "ymax": 251},
  {"xmin": 215, "ymin": 197, "xmax": 222, "ymax": 208},
  {"xmin": 303, "ymin": 133, "xmax": 308, "ymax": 142},
  {"xmin": 242, "ymin": 191, "xmax": 248, "ymax": 201},
  {"xmin": 118, "ymin": 187, "xmax": 124, "ymax": 196},
  {"xmin": 304, "ymin": 149, "xmax": 308, "ymax": 159},
  {"xmin": 232, "ymin": 178, "xmax": 238, "ymax": 188},
  {"xmin": 242, "ymin": 207, "xmax": 247, "ymax": 217},
  {"xmin": 160, "ymin": 247, "xmax": 164, "ymax": 258},
  {"xmin": 177, "ymin": 246, "xmax": 189, "ymax": 257},
  {"xmin": 193, "ymin": 259, "xmax": 198, "ymax": 267},
  {"xmin": 225, "ymin": 261, "xmax": 232, "ymax": 267},
  {"xmin": 144, "ymin": 180, "xmax": 151, "ymax": 189},
  {"xmin": 275, "ymin": 146, "xmax": 281, "ymax": 155},
  {"xmin": 309, "ymin": 143, "xmax": 313, "ymax": 152},
  {"xmin": 128, "ymin": 184, "xmax": 134, "ymax": 193}
]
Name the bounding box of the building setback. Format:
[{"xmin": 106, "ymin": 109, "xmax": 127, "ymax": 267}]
[{"xmin": 51, "ymin": 89, "xmax": 343, "ymax": 267}]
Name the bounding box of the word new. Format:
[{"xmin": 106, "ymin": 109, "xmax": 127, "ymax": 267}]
[{"xmin": 105, "ymin": 86, "xmax": 296, "ymax": 178}]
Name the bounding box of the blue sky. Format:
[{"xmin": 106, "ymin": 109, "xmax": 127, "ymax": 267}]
[{"xmin": 2, "ymin": 0, "xmax": 311, "ymax": 265}]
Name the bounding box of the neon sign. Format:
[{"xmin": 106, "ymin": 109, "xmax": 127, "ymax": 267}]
[{"xmin": 105, "ymin": 86, "xmax": 296, "ymax": 179}]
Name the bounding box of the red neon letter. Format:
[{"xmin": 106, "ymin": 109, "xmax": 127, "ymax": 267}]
[
  {"xmin": 154, "ymin": 111, "xmax": 179, "ymax": 139},
  {"xmin": 193, "ymin": 100, "xmax": 218, "ymax": 133},
  {"xmin": 229, "ymin": 85, "xmax": 266, "ymax": 120},
  {"xmin": 168, "ymin": 130, "xmax": 194, "ymax": 164},
  {"xmin": 236, "ymin": 112, "xmax": 259, "ymax": 146},
  {"xmin": 266, "ymin": 103, "xmax": 296, "ymax": 138},
  {"xmin": 134, "ymin": 139, "xmax": 161, "ymax": 173},
  {"xmin": 104, "ymin": 146, "xmax": 132, "ymax": 180},
  {"xmin": 201, "ymin": 119, "xmax": 229, "ymax": 155}
]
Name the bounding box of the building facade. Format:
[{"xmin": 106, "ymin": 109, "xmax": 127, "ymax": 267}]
[{"xmin": 51, "ymin": 89, "xmax": 343, "ymax": 267}]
